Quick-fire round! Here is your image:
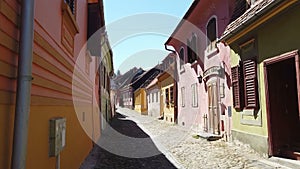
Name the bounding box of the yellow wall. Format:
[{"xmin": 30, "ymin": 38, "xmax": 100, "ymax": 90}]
[
  {"xmin": 0, "ymin": 104, "xmax": 15, "ymax": 169},
  {"xmin": 26, "ymin": 106, "xmax": 93, "ymax": 169},
  {"xmin": 134, "ymin": 88, "xmax": 147, "ymax": 114}
]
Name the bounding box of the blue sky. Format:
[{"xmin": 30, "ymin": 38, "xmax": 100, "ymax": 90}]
[{"xmin": 103, "ymin": 0, "xmax": 193, "ymax": 74}]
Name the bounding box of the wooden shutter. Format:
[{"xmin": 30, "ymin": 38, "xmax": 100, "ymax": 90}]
[
  {"xmin": 231, "ymin": 65, "xmax": 243, "ymax": 109},
  {"xmin": 243, "ymin": 59, "xmax": 257, "ymax": 108}
]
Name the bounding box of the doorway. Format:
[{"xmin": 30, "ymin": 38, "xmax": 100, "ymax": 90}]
[
  {"xmin": 208, "ymin": 81, "xmax": 220, "ymax": 135},
  {"xmin": 266, "ymin": 56, "xmax": 300, "ymax": 160}
]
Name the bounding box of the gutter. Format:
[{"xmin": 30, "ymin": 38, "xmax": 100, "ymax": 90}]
[{"xmin": 11, "ymin": 0, "xmax": 35, "ymax": 169}]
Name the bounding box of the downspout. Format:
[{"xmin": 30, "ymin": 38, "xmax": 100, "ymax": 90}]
[
  {"xmin": 11, "ymin": 0, "xmax": 35, "ymax": 169},
  {"xmin": 164, "ymin": 44, "xmax": 178, "ymax": 124}
]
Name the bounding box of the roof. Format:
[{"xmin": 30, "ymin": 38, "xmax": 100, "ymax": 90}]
[
  {"xmin": 131, "ymin": 68, "xmax": 161, "ymax": 91},
  {"xmin": 113, "ymin": 67, "xmax": 144, "ymax": 89},
  {"xmin": 220, "ymin": 0, "xmax": 286, "ymax": 41},
  {"xmin": 146, "ymin": 78, "xmax": 159, "ymax": 90},
  {"xmin": 164, "ymin": 0, "xmax": 200, "ymax": 45}
]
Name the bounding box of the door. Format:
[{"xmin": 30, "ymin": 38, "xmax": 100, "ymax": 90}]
[
  {"xmin": 266, "ymin": 57, "xmax": 300, "ymax": 159},
  {"xmin": 208, "ymin": 82, "xmax": 220, "ymax": 135}
]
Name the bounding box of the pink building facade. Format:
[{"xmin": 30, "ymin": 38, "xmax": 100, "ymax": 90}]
[{"xmin": 165, "ymin": 0, "xmax": 236, "ymax": 139}]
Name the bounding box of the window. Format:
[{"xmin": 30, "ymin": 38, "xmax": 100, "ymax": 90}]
[
  {"xmin": 148, "ymin": 95, "xmax": 150, "ymax": 103},
  {"xmin": 207, "ymin": 17, "xmax": 217, "ymax": 51},
  {"xmin": 170, "ymin": 87, "xmax": 174, "ymax": 107},
  {"xmin": 181, "ymin": 87, "xmax": 185, "ymax": 107},
  {"xmin": 243, "ymin": 60, "xmax": 258, "ymax": 108},
  {"xmin": 165, "ymin": 88, "xmax": 169, "ymax": 107},
  {"xmin": 156, "ymin": 92, "xmax": 158, "ymax": 102},
  {"xmin": 152, "ymin": 93, "xmax": 154, "ymax": 103},
  {"xmin": 192, "ymin": 83, "xmax": 198, "ymax": 107},
  {"xmin": 232, "ymin": 39, "xmax": 259, "ymax": 110},
  {"xmin": 231, "ymin": 65, "xmax": 244, "ymax": 109},
  {"xmin": 179, "ymin": 48, "xmax": 185, "ymax": 69},
  {"xmin": 61, "ymin": 0, "xmax": 79, "ymax": 55},
  {"xmin": 88, "ymin": 2, "xmax": 101, "ymax": 56},
  {"xmin": 64, "ymin": 0, "xmax": 76, "ymax": 15},
  {"xmin": 188, "ymin": 34, "xmax": 197, "ymax": 64}
]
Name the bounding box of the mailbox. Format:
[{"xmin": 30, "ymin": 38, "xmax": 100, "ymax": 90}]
[{"xmin": 49, "ymin": 117, "xmax": 66, "ymax": 157}]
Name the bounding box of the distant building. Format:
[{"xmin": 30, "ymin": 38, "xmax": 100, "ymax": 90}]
[
  {"xmin": 114, "ymin": 68, "xmax": 145, "ymax": 109},
  {"xmin": 156, "ymin": 54, "xmax": 177, "ymax": 123},
  {"xmin": 146, "ymin": 78, "xmax": 161, "ymax": 118},
  {"xmin": 132, "ymin": 67, "xmax": 161, "ymax": 114}
]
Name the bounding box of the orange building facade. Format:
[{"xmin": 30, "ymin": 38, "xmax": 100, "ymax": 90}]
[{"xmin": 0, "ymin": 0, "xmax": 113, "ymax": 168}]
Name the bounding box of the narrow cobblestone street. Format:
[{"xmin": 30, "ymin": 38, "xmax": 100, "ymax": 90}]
[
  {"xmin": 80, "ymin": 108, "xmax": 293, "ymax": 169},
  {"xmin": 80, "ymin": 112, "xmax": 176, "ymax": 169}
]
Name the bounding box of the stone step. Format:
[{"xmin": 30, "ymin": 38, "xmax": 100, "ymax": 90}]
[{"xmin": 269, "ymin": 156, "xmax": 300, "ymax": 169}]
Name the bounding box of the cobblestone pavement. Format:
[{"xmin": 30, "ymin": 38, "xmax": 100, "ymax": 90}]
[
  {"xmin": 80, "ymin": 108, "xmax": 292, "ymax": 169},
  {"xmin": 80, "ymin": 113, "xmax": 176, "ymax": 169}
]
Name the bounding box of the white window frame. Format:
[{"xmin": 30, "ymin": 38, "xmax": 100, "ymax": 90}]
[
  {"xmin": 181, "ymin": 87, "xmax": 185, "ymax": 107},
  {"xmin": 191, "ymin": 83, "xmax": 198, "ymax": 107}
]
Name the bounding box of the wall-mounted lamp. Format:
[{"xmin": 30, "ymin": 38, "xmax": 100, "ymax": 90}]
[{"xmin": 197, "ymin": 75, "xmax": 203, "ymax": 83}]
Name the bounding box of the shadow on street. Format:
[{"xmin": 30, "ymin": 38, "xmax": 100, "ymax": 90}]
[{"xmin": 92, "ymin": 112, "xmax": 176, "ymax": 169}]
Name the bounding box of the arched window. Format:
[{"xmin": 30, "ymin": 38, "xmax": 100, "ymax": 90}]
[
  {"xmin": 207, "ymin": 18, "xmax": 217, "ymax": 51},
  {"xmin": 179, "ymin": 47, "xmax": 185, "ymax": 69},
  {"xmin": 187, "ymin": 34, "xmax": 197, "ymax": 64},
  {"xmin": 191, "ymin": 34, "xmax": 197, "ymax": 62}
]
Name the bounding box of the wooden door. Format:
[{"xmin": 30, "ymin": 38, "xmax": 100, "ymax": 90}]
[{"xmin": 208, "ymin": 82, "xmax": 220, "ymax": 134}]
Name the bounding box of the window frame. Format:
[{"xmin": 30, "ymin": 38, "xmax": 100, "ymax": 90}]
[
  {"xmin": 191, "ymin": 83, "xmax": 198, "ymax": 107},
  {"xmin": 181, "ymin": 87, "xmax": 185, "ymax": 107},
  {"xmin": 232, "ymin": 39, "xmax": 259, "ymax": 110},
  {"xmin": 170, "ymin": 86, "xmax": 174, "ymax": 107},
  {"xmin": 187, "ymin": 34, "xmax": 198, "ymax": 64},
  {"xmin": 179, "ymin": 47, "xmax": 185, "ymax": 70},
  {"xmin": 165, "ymin": 88, "xmax": 169, "ymax": 107},
  {"xmin": 152, "ymin": 93, "xmax": 154, "ymax": 103},
  {"xmin": 231, "ymin": 65, "xmax": 244, "ymax": 109},
  {"xmin": 206, "ymin": 16, "xmax": 218, "ymax": 52}
]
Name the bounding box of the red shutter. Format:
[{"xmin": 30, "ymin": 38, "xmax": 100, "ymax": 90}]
[
  {"xmin": 243, "ymin": 60, "xmax": 257, "ymax": 108},
  {"xmin": 231, "ymin": 65, "xmax": 243, "ymax": 109}
]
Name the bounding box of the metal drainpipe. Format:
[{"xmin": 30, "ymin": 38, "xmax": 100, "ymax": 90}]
[{"xmin": 11, "ymin": 0, "xmax": 35, "ymax": 169}]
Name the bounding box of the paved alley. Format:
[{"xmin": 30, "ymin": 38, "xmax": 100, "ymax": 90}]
[
  {"xmin": 80, "ymin": 112, "xmax": 176, "ymax": 169},
  {"xmin": 80, "ymin": 108, "xmax": 294, "ymax": 169}
]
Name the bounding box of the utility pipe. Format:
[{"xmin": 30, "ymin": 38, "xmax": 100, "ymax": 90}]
[{"xmin": 11, "ymin": 0, "xmax": 35, "ymax": 169}]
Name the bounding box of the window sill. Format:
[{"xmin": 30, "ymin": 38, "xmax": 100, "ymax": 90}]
[{"xmin": 240, "ymin": 108, "xmax": 262, "ymax": 126}]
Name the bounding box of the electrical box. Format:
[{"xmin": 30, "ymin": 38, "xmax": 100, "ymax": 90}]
[{"xmin": 49, "ymin": 117, "xmax": 66, "ymax": 157}]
